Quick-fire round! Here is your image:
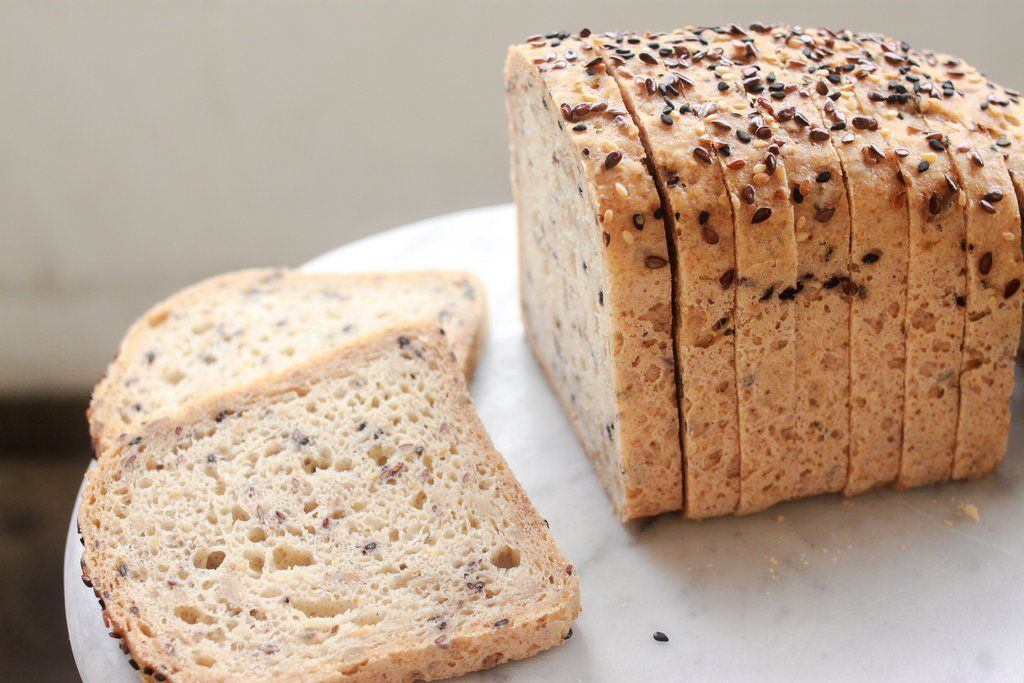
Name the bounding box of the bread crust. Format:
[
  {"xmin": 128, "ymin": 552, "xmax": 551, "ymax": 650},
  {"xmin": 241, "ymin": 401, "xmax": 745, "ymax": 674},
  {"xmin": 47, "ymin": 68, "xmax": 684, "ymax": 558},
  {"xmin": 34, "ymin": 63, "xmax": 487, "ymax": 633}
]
[
  {"xmin": 897, "ymin": 46, "xmax": 1024, "ymax": 479},
  {"xmin": 747, "ymin": 28, "xmax": 854, "ymax": 497},
  {"xmin": 596, "ymin": 30, "xmax": 741, "ymax": 518},
  {"xmin": 79, "ymin": 323, "xmax": 579, "ymax": 682},
  {"xmin": 88, "ymin": 269, "xmax": 487, "ymax": 456},
  {"xmin": 665, "ymin": 27, "xmax": 798, "ymax": 514},
  {"xmin": 508, "ymin": 34, "xmax": 682, "ymax": 519}
]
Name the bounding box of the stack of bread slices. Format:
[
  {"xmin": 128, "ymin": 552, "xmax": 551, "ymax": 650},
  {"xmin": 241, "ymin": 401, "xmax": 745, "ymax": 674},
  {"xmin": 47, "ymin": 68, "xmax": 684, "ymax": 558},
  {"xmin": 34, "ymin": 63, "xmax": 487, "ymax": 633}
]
[
  {"xmin": 507, "ymin": 24, "xmax": 1024, "ymax": 520},
  {"xmin": 79, "ymin": 269, "xmax": 579, "ymax": 681}
]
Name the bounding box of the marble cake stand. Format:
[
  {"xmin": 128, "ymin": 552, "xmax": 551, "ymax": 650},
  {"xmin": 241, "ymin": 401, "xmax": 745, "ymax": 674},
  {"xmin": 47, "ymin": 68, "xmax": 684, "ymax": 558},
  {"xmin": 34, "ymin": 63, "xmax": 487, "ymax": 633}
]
[{"xmin": 65, "ymin": 204, "xmax": 1024, "ymax": 681}]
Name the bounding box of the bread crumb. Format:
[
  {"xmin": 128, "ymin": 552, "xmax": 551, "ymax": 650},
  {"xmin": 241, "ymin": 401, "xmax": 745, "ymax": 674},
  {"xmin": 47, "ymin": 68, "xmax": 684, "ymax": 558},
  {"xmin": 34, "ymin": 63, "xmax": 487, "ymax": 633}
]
[{"xmin": 958, "ymin": 502, "xmax": 980, "ymax": 523}]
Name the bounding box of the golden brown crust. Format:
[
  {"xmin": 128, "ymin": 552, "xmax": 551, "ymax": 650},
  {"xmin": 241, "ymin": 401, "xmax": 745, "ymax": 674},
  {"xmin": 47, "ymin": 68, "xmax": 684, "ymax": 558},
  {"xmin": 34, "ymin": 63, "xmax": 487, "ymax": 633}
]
[
  {"xmin": 897, "ymin": 48, "xmax": 1024, "ymax": 479},
  {"xmin": 508, "ymin": 34, "xmax": 682, "ymax": 519},
  {"xmin": 598, "ymin": 30, "xmax": 741, "ymax": 518},
  {"xmin": 768, "ymin": 28, "xmax": 911, "ymax": 496},
  {"xmin": 669, "ymin": 27, "xmax": 798, "ymax": 514},
  {"xmin": 80, "ymin": 323, "xmax": 579, "ymax": 682},
  {"xmin": 747, "ymin": 30, "xmax": 854, "ymax": 497}
]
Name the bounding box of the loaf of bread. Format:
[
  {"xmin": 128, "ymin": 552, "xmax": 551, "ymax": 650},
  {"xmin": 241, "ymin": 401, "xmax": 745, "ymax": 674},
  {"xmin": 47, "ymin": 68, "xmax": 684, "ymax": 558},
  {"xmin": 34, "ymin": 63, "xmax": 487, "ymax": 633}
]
[
  {"xmin": 508, "ymin": 24, "xmax": 1024, "ymax": 518},
  {"xmin": 88, "ymin": 269, "xmax": 487, "ymax": 455},
  {"xmin": 79, "ymin": 324, "xmax": 579, "ymax": 681}
]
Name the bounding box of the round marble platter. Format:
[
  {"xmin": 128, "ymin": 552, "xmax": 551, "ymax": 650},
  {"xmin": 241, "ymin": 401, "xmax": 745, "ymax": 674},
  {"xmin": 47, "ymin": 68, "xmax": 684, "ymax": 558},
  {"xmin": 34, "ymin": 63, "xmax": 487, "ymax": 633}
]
[{"xmin": 65, "ymin": 204, "xmax": 1024, "ymax": 682}]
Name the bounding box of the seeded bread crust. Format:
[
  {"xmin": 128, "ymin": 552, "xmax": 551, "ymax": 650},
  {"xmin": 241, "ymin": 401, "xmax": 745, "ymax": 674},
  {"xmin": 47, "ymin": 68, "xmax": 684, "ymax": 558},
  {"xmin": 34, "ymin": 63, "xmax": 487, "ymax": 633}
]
[
  {"xmin": 822, "ymin": 32, "xmax": 966, "ymax": 489},
  {"xmin": 746, "ymin": 29, "xmax": 854, "ymax": 497},
  {"xmin": 596, "ymin": 31, "xmax": 741, "ymax": 518},
  {"xmin": 767, "ymin": 29, "xmax": 909, "ymax": 495},
  {"xmin": 89, "ymin": 269, "xmax": 487, "ymax": 456},
  {"xmin": 79, "ymin": 324, "xmax": 580, "ymax": 682},
  {"xmin": 507, "ymin": 33, "xmax": 682, "ymax": 520},
  {"xmin": 667, "ymin": 27, "xmax": 798, "ymax": 514},
  {"xmin": 894, "ymin": 47, "xmax": 1024, "ymax": 479}
]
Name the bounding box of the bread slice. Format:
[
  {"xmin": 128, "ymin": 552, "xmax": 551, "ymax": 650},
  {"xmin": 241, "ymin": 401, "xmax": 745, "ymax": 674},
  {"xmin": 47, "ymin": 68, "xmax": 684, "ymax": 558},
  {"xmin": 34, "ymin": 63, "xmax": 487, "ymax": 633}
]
[
  {"xmin": 666, "ymin": 27, "xmax": 798, "ymax": 514},
  {"xmin": 78, "ymin": 324, "xmax": 580, "ymax": 682},
  {"xmin": 771, "ymin": 29, "xmax": 910, "ymax": 496},
  {"xmin": 746, "ymin": 28, "xmax": 854, "ymax": 498},
  {"xmin": 88, "ymin": 269, "xmax": 487, "ymax": 455},
  {"xmin": 506, "ymin": 33, "xmax": 682, "ymax": 519},
  {"xmin": 898, "ymin": 46, "xmax": 1024, "ymax": 479},
  {"xmin": 597, "ymin": 30, "xmax": 741, "ymax": 518},
  {"xmin": 822, "ymin": 32, "xmax": 965, "ymax": 489}
]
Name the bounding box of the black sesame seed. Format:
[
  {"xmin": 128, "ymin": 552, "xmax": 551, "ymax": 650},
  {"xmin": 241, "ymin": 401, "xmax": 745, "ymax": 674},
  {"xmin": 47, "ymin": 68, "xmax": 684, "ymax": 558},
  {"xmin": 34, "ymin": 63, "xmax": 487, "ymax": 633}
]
[
  {"xmin": 816, "ymin": 171, "xmax": 832, "ymax": 183},
  {"xmin": 661, "ymin": 113, "xmax": 674, "ymax": 125},
  {"xmin": 1004, "ymin": 279, "xmax": 1021, "ymax": 299},
  {"xmin": 862, "ymin": 252, "xmax": 880, "ymax": 264},
  {"xmin": 699, "ymin": 210, "xmax": 711, "ymax": 225},
  {"xmin": 929, "ymin": 138, "xmax": 946, "ymax": 152},
  {"xmin": 751, "ymin": 207, "xmax": 772, "ymax": 223},
  {"xmin": 979, "ymin": 199, "xmax": 997, "ymax": 214},
  {"xmin": 917, "ymin": 161, "xmax": 930, "ymax": 173},
  {"xmin": 653, "ymin": 631, "xmax": 669, "ymax": 643},
  {"xmin": 604, "ymin": 151, "xmax": 622, "ymax": 169},
  {"xmin": 955, "ymin": 295, "xmax": 967, "ymax": 307},
  {"xmin": 719, "ymin": 269, "xmax": 735, "ymax": 288},
  {"xmin": 979, "ymin": 251, "xmax": 993, "ymax": 275}
]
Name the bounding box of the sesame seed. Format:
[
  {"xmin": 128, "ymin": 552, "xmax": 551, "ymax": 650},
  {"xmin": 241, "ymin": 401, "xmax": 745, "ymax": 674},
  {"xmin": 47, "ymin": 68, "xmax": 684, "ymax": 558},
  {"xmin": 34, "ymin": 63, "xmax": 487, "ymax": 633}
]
[
  {"xmin": 653, "ymin": 632, "xmax": 669, "ymax": 643},
  {"xmin": 604, "ymin": 151, "xmax": 622, "ymax": 169},
  {"xmin": 752, "ymin": 207, "xmax": 772, "ymax": 223},
  {"xmin": 979, "ymin": 252, "xmax": 993, "ymax": 275}
]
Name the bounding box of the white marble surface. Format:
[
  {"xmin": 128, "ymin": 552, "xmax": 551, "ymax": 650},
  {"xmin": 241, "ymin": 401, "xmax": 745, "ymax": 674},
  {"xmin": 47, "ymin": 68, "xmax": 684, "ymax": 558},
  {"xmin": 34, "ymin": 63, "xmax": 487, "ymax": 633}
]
[{"xmin": 66, "ymin": 204, "xmax": 1024, "ymax": 682}]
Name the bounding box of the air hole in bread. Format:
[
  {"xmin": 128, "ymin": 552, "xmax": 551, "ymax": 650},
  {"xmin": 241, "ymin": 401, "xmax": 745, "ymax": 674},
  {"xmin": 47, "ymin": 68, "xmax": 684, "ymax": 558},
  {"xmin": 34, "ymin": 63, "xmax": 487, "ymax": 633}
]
[
  {"xmin": 411, "ymin": 490, "xmax": 426, "ymax": 510},
  {"xmin": 163, "ymin": 368, "xmax": 186, "ymax": 385},
  {"xmin": 367, "ymin": 443, "xmax": 393, "ymax": 466},
  {"xmin": 174, "ymin": 606, "xmax": 213, "ymax": 625},
  {"xmin": 247, "ymin": 527, "xmax": 267, "ymax": 543},
  {"xmin": 271, "ymin": 545, "xmax": 314, "ymax": 571},
  {"xmin": 231, "ymin": 505, "xmax": 250, "ymax": 522},
  {"xmin": 288, "ymin": 596, "xmax": 354, "ymax": 619},
  {"xmin": 490, "ymin": 545, "xmax": 521, "ymax": 569}
]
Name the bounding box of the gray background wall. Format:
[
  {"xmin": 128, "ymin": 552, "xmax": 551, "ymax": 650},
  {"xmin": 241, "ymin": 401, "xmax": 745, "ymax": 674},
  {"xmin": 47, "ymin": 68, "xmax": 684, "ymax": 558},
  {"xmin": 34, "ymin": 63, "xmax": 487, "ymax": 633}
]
[{"xmin": 3, "ymin": 0, "xmax": 1021, "ymax": 393}]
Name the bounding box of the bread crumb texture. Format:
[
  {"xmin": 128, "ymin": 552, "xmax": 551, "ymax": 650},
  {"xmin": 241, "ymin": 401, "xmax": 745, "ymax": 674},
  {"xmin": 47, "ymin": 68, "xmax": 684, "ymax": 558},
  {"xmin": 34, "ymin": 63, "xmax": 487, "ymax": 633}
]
[{"xmin": 80, "ymin": 325, "xmax": 578, "ymax": 682}]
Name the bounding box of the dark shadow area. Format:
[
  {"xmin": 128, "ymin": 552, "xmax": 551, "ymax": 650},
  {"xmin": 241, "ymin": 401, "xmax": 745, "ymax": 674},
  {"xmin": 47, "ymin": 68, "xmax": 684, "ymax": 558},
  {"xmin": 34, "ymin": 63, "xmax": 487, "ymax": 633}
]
[{"xmin": 1, "ymin": 397, "xmax": 91, "ymax": 682}]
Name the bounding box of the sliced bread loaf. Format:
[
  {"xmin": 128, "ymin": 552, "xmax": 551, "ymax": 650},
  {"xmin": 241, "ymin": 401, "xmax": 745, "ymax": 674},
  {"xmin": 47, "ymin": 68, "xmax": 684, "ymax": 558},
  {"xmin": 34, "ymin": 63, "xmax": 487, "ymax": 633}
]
[
  {"xmin": 828, "ymin": 32, "xmax": 967, "ymax": 489},
  {"xmin": 781, "ymin": 29, "xmax": 911, "ymax": 495},
  {"xmin": 79, "ymin": 324, "xmax": 580, "ymax": 682},
  {"xmin": 506, "ymin": 32, "xmax": 682, "ymax": 519},
  {"xmin": 597, "ymin": 30, "xmax": 742, "ymax": 518},
  {"xmin": 674, "ymin": 27, "xmax": 799, "ymax": 514},
  {"xmin": 895, "ymin": 45, "xmax": 1024, "ymax": 479},
  {"xmin": 88, "ymin": 269, "xmax": 487, "ymax": 455},
  {"xmin": 746, "ymin": 27, "xmax": 854, "ymax": 498}
]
